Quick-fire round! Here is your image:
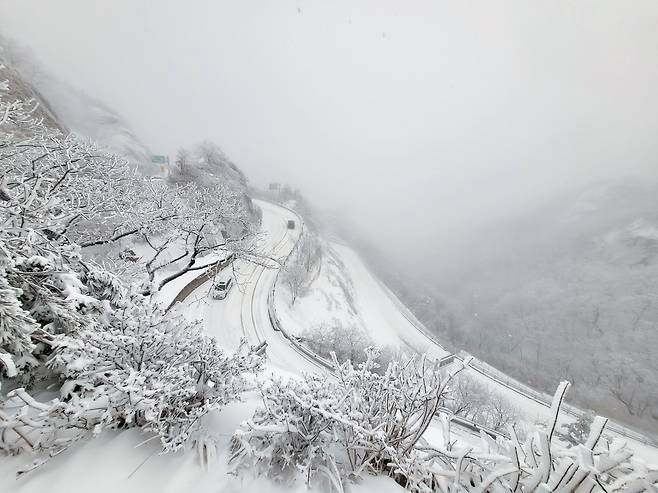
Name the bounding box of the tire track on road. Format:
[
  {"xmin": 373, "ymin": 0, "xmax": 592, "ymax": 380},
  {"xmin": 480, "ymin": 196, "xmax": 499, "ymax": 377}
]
[{"xmin": 239, "ymin": 218, "xmax": 292, "ymax": 345}]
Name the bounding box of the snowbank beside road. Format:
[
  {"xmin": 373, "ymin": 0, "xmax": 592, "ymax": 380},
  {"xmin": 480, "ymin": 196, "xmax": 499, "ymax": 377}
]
[
  {"xmin": 330, "ymin": 243, "xmax": 449, "ymax": 360},
  {"xmin": 275, "ymin": 239, "xmax": 428, "ymax": 351},
  {"xmin": 275, "ymin": 244, "xmax": 368, "ymax": 340}
]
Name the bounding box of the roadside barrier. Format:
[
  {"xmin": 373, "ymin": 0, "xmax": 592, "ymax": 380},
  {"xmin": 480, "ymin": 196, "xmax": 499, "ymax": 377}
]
[
  {"xmin": 171, "ymin": 199, "xmax": 657, "ymax": 448},
  {"xmin": 166, "ymin": 254, "xmax": 235, "ymax": 311},
  {"xmin": 384, "ymin": 284, "xmax": 658, "ymax": 446}
]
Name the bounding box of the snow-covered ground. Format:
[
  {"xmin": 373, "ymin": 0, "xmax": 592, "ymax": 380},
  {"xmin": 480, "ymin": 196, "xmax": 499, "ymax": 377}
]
[
  {"xmin": 275, "ymin": 243, "xmax": 401, "ymax": 347},
  {"xmin": 271, "ymin": 221, "xmax": 658, "ymax": 464},
  {"xmin": 2, "ymin": 199, "xmax": 656, "ymax": 492},
  {"xmin": 330, "ymin": 243, "xmax": 450, "ymax": 361},
  {"xmin": 0, "ymin": 396, "xmax": 402, "ymax": 493},
  {"xmin": 273, "ymin": 240, "xmax": 451, "ymax": 357}
]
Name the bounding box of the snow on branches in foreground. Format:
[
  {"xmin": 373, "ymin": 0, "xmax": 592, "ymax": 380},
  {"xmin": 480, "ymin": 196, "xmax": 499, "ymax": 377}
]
[
  {"xmin": 230, "ymin": 352, "xmax": 657, "ymax": 492},
  {"xmin": 0, "ymin": 70, "xmax": 259, "ymax": 297},
  {"xmin": 0, "ymin": 83, "xmax": 264, "ymax": 475},
  {"xmin": 1, "ymin": 64, "xmax": 656, "ymax": 493}
]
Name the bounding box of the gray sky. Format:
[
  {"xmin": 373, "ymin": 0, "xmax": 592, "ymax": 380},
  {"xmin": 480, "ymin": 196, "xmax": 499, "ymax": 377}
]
[{"xmin": 2, "ymin": 0, "xmax": 657, "ymax": 262}]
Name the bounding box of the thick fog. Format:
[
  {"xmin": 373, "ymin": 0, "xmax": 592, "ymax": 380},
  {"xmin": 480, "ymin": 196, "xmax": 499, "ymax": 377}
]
[{"xmin": 2, "ymin": 0, "xmax": 658, "ymax": 269}]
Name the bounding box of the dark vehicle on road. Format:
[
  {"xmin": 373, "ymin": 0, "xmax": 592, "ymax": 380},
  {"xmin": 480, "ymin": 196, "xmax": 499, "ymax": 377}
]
[{"xmin": 287, "ymin": 219, "xmax": 295, "ymax": 229}]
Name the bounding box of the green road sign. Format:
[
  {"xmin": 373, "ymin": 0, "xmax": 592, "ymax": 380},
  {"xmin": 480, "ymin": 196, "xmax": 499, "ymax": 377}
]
[{"xmin": 151, "ymin": 155, "xmax": 168, "ymax": 164}]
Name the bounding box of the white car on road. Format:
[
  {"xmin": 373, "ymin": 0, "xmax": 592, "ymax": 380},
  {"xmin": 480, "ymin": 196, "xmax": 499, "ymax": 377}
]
[{"xmin": 211, "ymin": 274, "xmax": 233, "ymax": 300}]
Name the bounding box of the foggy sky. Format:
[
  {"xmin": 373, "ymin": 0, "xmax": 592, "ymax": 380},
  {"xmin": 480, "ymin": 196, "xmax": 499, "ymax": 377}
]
[{"xmin": 2, "ymin": 0, "xmax": 658, "ymax": 264}]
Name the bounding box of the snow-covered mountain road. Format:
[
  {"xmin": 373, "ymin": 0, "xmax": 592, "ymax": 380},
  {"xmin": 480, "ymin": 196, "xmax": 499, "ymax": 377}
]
[
  {"xmin": 180, "ymin": 199, "xmax": 332, "ymax": 377},
  {"xmin": 178, "ymin": 199, "xmax": 658, "ymax": 464},
  {"xmin": 182, "ymin": 199, "xmax": 448, "ymax": 377}
]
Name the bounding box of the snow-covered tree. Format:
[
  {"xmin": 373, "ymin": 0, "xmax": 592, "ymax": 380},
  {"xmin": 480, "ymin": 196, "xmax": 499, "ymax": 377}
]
[
  {"xmin": 282, "ymin": 261, "xmax": 308, "ymax": 305},
  {"xmin": 296, "ymin": 229, "xmax": 322, "ymax": 274},
  {"xmin": 0, "ymin": 89, "xmax": 128, "ymax": 382},
  {"xmin": 231, "ymin": 350, "xmax": 468, "ymax": 489},
  {"xmin": 444, "ymin": 374, "xmax": 520, "ymax": 432},
  {"xmin": 136, "ymin": 180, "xmax": 257, "ymax": 293},
  {"xmin": 174, "ymin": 147, "xmax": 191, "ymax": 175},
  {"xmin": 0, "ymin": 104, "xmax": 259, "ymax": 296},
  {"xmin": 0, "ymin": 86, "xmax": 264, "ymax": 469},
  {"xmin": 558, "ymin": 410, "xmax": 595, "ymax": 446},
  {"xmin": 169, "ymin": 141, "xmax": 247, "ymax": 189},
  {"xmin": 300, "ymin": 321, "xmax": 396, "ymax": 369},
  {"xmin": 232, "ymin": 365, "xmax": 655, "ymax": 492},
  {"xmin": 281, "ymin": 230, "xmax": 322, "ymax": 305}
]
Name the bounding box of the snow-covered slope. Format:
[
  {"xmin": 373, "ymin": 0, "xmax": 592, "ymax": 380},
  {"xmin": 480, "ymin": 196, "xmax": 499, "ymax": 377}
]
[
  {"xmin": 3, "ymin": 199, "xmax": 656, "ymax": 492},
  {"xmin": 275, "ymin": 243, "xmax": 400, "ymax": 349},
  {"xmin": 330, "ymin": 243, "xmax": 449, "ymax": 360},
  {"xmin": 262, "ymin": 206, "xmax": 658, "ymax": 464},
  {"xmin": 0, "ymin": 402, "xmax": 401, "ymax": 493},
  {"xmin": 0, "ymin": 199, "xmax": 406, "ymax": 493},
  {"xmin": 0, "ymin": 39, "xmax": 154, "ymax": 171}
]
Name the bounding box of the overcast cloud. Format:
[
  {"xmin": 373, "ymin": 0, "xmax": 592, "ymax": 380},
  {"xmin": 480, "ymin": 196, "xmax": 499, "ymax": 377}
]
[{"xmin": 1, "ymin": 0, "xmax": 657, "ymax": 264}]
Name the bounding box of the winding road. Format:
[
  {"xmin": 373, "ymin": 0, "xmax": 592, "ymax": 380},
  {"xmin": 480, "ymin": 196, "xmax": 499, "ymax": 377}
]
[
  {"xmin": 182, "ymin": 200, "xmax": 331, "ymax": 377},
  {"xmin": 179, "ymin": 199, "xmax": 658, "ymax": 463}
]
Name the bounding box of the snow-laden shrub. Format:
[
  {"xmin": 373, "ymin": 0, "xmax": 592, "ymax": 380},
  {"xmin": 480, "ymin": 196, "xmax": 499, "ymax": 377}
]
[
  {"xmin": 230, "ymin": 349, "xmax": 466, "ymax": 489},
  {"xmin": 0, "ymin": 84, "xmax": 264, "ymax": 469},
  {"xmin": 0, "ymin": 237, "xmax": 84, "ymax": 385},
  {"xmin": 0, "ymin": 248, "xmax": 264, "ymax": 457},
  {"xmin": 395, "ymin": 384, "xmax": 657, "ymax": 492},
  {"xmin": 232, "ymin": 362, "xmax": 656, "ymax": 492},
  {"xmin": 281, "ymin": 230, "xmax": 322, "ymax": 305},
  {"xmin": 301, "ymin": 322, "xmax": 397, "ymax": 370},
  {"xmin": 2, "ymin": 322, "xmax": 262, "ymax": 454},
  {"xmin": 558, "ymin": 410, "xmax": 595, "ymax": 447},
  {"xmin": 0, "ymin": 255, "xmax": 41, "ymax": 381},
  {"xmin": 444, "ymin": 373, "xmax": 520, "ymax": 432}
]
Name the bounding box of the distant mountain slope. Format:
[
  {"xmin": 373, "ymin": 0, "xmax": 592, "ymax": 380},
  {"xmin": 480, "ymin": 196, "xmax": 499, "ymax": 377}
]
[
  {"xmin": 0, "ymin": 38, "xmax": 156, "ymax": 173},
  {"xmin": 336, "ymin": 177, "xmax": 658, "ymax": 436},
  {"xmin": 0, "ymin": 52, "xmax": 63, "ymax": 135},
  {"xmin": 396, "ymin": 179, "xmax": 658, "ymax": 434}
]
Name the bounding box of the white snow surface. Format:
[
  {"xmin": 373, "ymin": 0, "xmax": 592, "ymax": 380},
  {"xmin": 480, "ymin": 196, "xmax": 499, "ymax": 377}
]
[
  {"xmin": 273, "ymin": 239, "xmax": 452, "ymax": 356},
  {"xmin": 330, "ymin": 243, "xmax": 450, "ymax": 361},
  {"xmin": 0, "ymin": 199, "xmax": 404, "ymax": 492},
  {"xmin": 2, "ymin": 199, "xmax": 656, "ymax": 491},
  {"xmin": 275, "ymin": 243, "xmax": 395, "ymax": 345},
  {"xmin": 0, "ymin": 397, "xmax": 402, "ymax": 493}
]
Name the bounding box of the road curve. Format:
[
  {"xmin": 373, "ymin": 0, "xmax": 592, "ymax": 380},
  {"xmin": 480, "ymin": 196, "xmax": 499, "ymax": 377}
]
[
  {"xmin": 184, "ymin": 199, "xmax": 333, "ymax": 377},
  {"xmin": 182, "ymin": 199, "xmax": 658, "ymax": 462}
]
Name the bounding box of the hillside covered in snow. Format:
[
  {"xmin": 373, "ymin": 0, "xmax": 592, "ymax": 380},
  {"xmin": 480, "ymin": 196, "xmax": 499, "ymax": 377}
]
[
  {"xmin": 1, "ymin": 34, "xmax": 657, "ymax": 493},
  {"xmin": 363, "ymin": 180, "xmax": 658, "ymax": 435},
  {"xmin": 0, "ymin": 37, "xmax": 154, "ymax": 172}
]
